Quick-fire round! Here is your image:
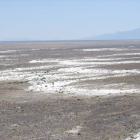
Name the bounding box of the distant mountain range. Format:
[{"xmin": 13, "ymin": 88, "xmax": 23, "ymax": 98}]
[
  {"xmin": 83, "ymin": 28, "xmax": 140, "ymax": 40},
  {"xmin": 1, "ymin": 28, "xmax": 140, "ymax": 41}
]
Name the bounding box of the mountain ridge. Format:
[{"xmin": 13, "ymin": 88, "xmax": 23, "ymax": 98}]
[{"xmin": 83, "ymin": 28, "xmax": 140, "ymax": 40}]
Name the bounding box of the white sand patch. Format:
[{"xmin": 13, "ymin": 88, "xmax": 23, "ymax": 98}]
[
  {"xmin": 113, "ymin": 69, "xmax": 140, "ymax": 74},
  {"xmin": 58, "ymin": 67, "xmax": 95, "ymax": 73},
  {"xmin": 0, "ymin": 55, "xmax": 15, "ymax": 58},
  {"xmin": 59, "ymin": 59, "xmax": 140, "ymax": 66},
  {"xmin": 20, "ymin": 54, "xmax": 29, "ymax": 56},
  {"xmin": 107, "ymin": 83, "xmax": 126, "ymax": 86},
  {"xmin": 26, "ymin": 69, "xmax": 140, "ymax": 95},
  {"xmin": 1, "ymin": 67, "xmax": 135, "ymax": 95},
  {"xmin": 29, "ymin": 58, "xmax": 140, "ymax": 69},
  {"xmin": 83, "ymin": 57, "xmax": 140, "ymax": 61},
  {"xmin": 80, "ymin": 73, "xmax": 129, "ymax": 82},
  {"xmin": 59, "ymin": 60, "xmax": 88, "ymax": 66},
  {"xmin": 103, "ymin": 83, "xmax": 137, "ymax": 90},
  {"xmin": 0, "ymin": 64, "xmax": 11, "ymax": 66},
  {"xmin": 66, "ymin": 88, "xmax": 140, "ymax": 96},
  {"xmin": 82, "ymin": 48, "xmax": 140, "ymax": 52},
  {"xmin": 58, "ymin": 67, "xmax": 112, "ymax": 75},
  {"xmin": 15, "ymin": 65, "xmax": 59, "ymax": 71},
  {"xmin": 0, "ymin": 58, "xmax": 19, "ymax": 61},
  {"xmin": 103, "ymin": 83, "xmax": 126, "ymax": 88},
  {"xmin": 1, "ymin": 56, "xmax": 140, "ymax": 96},
  {"xmin": 0, "ymin": 50, "xmax": 20, "ymax": 53},
  {"xmin": 66, "ymin": 125, "xmax": 82, "ymax": 134},
  {"xmin": 99, "ymin": 53, "xmax": 140, "ymax": 58},
  {"xmin": 30, "ymin": 49, "xmax": 41, "ymax": 51},
  {"xmin": 82, "ymin": 48, "xmax": 125, "ymax": 51},
  {"xmin": 29, "ymin": 59, "xmax": 60, "ymax": 63},
  {"xmin": 0, "ymin": 54, "xmax": 19, "ymax": 58},
  {"xmin": 125, "ymin": 132, "xmax": 140, "ymax": 140},
  {"xmin": 27, "ymin": 75, "xmax": 78, "ymax": 92},
  {"xmin": 0, "ymin": 71, "xmax": 32, "ymax": 81}
]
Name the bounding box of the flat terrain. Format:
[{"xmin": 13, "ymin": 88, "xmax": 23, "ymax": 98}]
[{"xmin": 0, "ymin": 41, "xmax": 140, "ymax": 140}]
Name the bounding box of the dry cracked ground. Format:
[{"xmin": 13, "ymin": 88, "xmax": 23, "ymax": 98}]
[{"xmin": 0, "ymin": 41, "xmax": 140, "ymax": 140}]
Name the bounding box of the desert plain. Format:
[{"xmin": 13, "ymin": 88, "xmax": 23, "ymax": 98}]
[{"xmin": 0, "ymin": 41, "xmax": 140, "ymax": 140}]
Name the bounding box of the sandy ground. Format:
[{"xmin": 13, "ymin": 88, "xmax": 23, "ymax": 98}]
[{"xmin": 0, "ymin": 41, "xmax": 140, "ymax": 140}]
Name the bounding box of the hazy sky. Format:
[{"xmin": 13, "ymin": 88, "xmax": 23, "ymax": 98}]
[{"xmin": 0, "ymin": 0, "xmax": 140, "ymax": 40}]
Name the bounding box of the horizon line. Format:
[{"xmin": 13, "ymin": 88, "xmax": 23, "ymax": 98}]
[{"xmin": 1, "ymin": 39, "xmax": 140, "ymax": 43}]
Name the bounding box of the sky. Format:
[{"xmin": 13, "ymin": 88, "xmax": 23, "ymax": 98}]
[{"xmin": 0, "ymin": 0, "xmax": 140, "ymax": 41}]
